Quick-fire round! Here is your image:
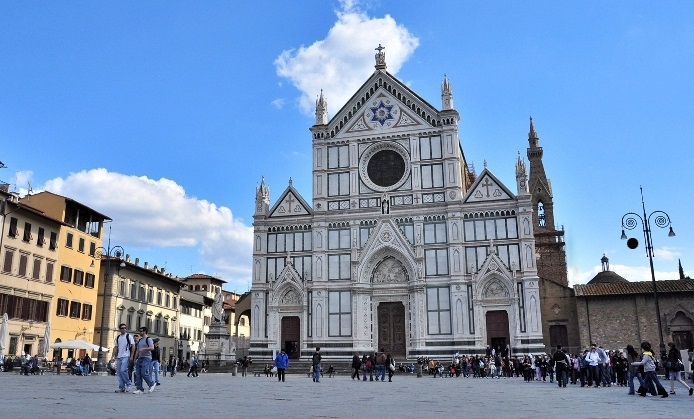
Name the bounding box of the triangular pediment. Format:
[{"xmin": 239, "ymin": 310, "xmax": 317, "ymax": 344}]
[
  {"xmin": 268, "ymin": 183, "xmax": 312, "ymax": 218},
  {"xmin": 463, "ymin": 169, "xmax": 516, "ymax": 203},
  {"xmin": 326, "ymin": 70, "xmax": 443, "ymax": 139},
  {"xmin": 270, "ymin": 263, "xmax": 304, "ymax": 306},
  {"xmin": 356, "ymin": 218, "xmax": 418, "ymax": 283},
  {"xmin": 475, "ymin": 251, "xmax": 515, "ymax": 300}
]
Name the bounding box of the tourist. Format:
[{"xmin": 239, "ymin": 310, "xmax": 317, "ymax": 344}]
[
  {"xmin": 361, "ymin": 354, "xmax": 369, "ymax": 381},
  {"xmin": 351, "ymin": 352, "xmax": 361, "ymax": 380},
  {"xmin": 151, "ymin": 338, "xmax": 161, "ymax": 386},
  {"xmin": 130, "ymin": 335, "xmax": 140, "ymax": 382},
  {"xmin": 596, "ymin": 345, "xmax": 610, "ymax": 387},
  {"xmin": 375, "ymin": 348, "xmax": 386, "ymax": 381},
  {"xmin": 626, "ymin": 344, "xmax": 645, "ymax": 395},
  {"xmin": 386, "ymin": 353, "xmax": 394, "ymax": 382},
  {"xmin": 553, "ymin": 345, "xmax": 568, "ymax": 388},
  {"xmin": 114, "ymin": 323, "xmax": 135, "ymax": 393},
  {"xmin": 666, "ymin": 342, "xmax": 692, "ymax": 395},
  {"xmin": 312, "ymin": 347, "xmax": 322, "ymax": 383},
  {"xmin": 82, "ymin": 353, "xmax": 91, "ymax": 376},
  {"xmin": 188, "ymin": 354, "xmax": 199, "ymax": 377},
  {"xmin": 586, "ymin": 346, "xmax": 601, "ymax": 387},
  {"xmin": 631, "ymin": 341, "xmax": 668, "ymax": 397},
  {"xmin": 132, "ymin": 327, "xmax": 156, "ymax": 395},
  {"xmin": 274, "ymin": 348, "xmax": 288, "ymax": 382}
]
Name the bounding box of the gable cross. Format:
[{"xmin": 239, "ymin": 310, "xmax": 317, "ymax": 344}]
[
  {"xmin": 481, "ymin": 178, "xmax": 494, "ymax": 197},
  {"xmin": 284, "ymin": 194, "xmax": 295, "ymax": 212}
]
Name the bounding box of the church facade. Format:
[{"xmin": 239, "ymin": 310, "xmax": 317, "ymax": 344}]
[{"xmin": 249, "ymin": 48, "xmax": 546, "ymax": 360}]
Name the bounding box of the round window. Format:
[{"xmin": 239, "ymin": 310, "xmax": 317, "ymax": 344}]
[{"xmin": 367, "ymin": 150, "xmax": 406, "ymax": 188}]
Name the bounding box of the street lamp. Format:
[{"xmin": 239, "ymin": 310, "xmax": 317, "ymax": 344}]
[
  {"xmin": 94, "ymin": 232, "xmax": 125, "ymax": 373},
  {"xmin": 621, "ymin": 186, "xmax": 675, "ymax": 362}
]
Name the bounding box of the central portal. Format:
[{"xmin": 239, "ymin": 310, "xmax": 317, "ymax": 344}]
[
  {"xmin": 377, "ymin": 302, "xmax": 406, "ymax": 357},
  {"xmin": 486, "ymin": 310, "xmax": 510, "ymax": 353},
  {"xmin": 281, "ymin": 316, "xmax": 300, "ymax": 359}
]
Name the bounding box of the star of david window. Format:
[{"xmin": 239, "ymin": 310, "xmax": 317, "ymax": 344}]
[{"xmin": 370, "ymin": 101, "xmax": 394, "ymax": 126}]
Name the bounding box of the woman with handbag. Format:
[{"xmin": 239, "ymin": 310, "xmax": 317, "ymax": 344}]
[
  {"xmin": 667, "ymin": 342, "xmax": 693, "ymax": 395},
  {"xmin": 386, "ymin": 353, "xmax": 395, "ymax": 382}
]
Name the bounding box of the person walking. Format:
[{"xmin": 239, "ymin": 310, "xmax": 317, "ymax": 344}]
[
  {"xmin": 114, "ymin": 323, "xmax": 135, "ymax": 393},
  {"xmin": 351, "ymin": 352, "xmax": 361, "ymax": 380},
  {"xmin": 386, "ymin": 353, "xmax": 395, "ymax": 382},
  {"xmin": 275, "ymin": 348, "xmax": 289, "ymax": 382},
  {"xmin": 553, "ymin": 345, "xmax": 568, "ymax": 388},
  {"xmin": 312, "ymin": 347, "xmax": 322, "ymax": 383},
  {"xmin": 666, "ymin": 342, "xmax": 692, "ymax": 395},
  {"xmin": 188, "ymin": 354, "xmax": 199, "ymax": 377},
  {"xmin": 375, "ymin": 349, "xmax": 386, "ymax": 381},
  {"xmin": 586, "ymin": 346, "xmax": 601, "ymax": 387},
  {"xmin": 132, "ymin": 327, "xmax": 156, "ymax": 395},
  {"xmin": 625, "ymin": 344, "xmax": 645, "ymax": 395},
  {"xmin": 151, "ymin": 338, "xmax": 161, "ymax": 386},
  {"xmin": 632, "ymin": 341, "xmax": 668, "ymax": 398}
]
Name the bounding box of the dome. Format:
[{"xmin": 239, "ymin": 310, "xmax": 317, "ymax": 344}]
[{"xmin": 587, "ymin": 254, "xmax": 629, "ymax": 284}]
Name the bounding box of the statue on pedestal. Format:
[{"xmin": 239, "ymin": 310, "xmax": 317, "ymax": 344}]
[{"xmin": 212, "ymin": 289, "xmax": 225, "ymax": 323}]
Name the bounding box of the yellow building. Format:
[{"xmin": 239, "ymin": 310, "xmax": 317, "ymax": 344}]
[
  {"xmin": 1, "ymin": 189, "xmax": 62, "ymax": 358},
  {"xmin": 20, "ymin": 191, "xmax": 109, "ymax": 360}
]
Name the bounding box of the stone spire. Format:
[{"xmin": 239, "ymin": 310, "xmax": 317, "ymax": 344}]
[
  {"xmin": 441, "ymin": 74, "xmax": 454, "ymax": 110},
  {"xmin": 515, "ymin": 152, "xmax": 528, "ymax": 195},
  {"xmin": 374, "ymin": 44, "xmax": 386, "ymax": 70},
  {"xmin": 528, "ymin": 116, "xmax": 540, "ymax": 149},
  {"xmin": 255, "ymin": 176, "xmax": 270, "ymax": 216},
  {"xmin": 315, "ymin": 90, "xmax": 328, "ymax": 125}
]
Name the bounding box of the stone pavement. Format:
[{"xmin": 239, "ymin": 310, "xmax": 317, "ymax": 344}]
[{"xmin": 2, "ymin": 372, "xmax": 692, "ymax": 418}]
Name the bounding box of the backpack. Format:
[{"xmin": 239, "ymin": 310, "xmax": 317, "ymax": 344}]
[{"xmin": 117, "ymin": 334, "xmax": 134, "ymax": 352}]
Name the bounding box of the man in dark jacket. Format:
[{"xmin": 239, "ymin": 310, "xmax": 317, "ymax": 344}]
[
  {"xmin": 553, "ymin": 345, "xmax": 568, "ymax": 388},
  {"xmin": 312, "ymin": 347, "xmax": 322, "ymax": 383},
  {"xmin": 351, "ymin": 352, "xmax": 361, "ymax": 380}
]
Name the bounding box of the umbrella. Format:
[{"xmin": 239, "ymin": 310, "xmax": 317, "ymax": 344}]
[
  {"xmin": 42, "ymin": 320, "xmax": 51, "ymax": 356},
  {"xmin": 0, "ymin": 313, "xmax": 9, "ymax": 359},
  {"xmin": 51, "ymin": 340, "xmax": 109, "ymax": 352}
]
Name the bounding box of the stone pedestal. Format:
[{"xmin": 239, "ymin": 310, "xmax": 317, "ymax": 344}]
[{"xmin": 204, "ymin": 322, "xmax": 236, "ymax": 366}]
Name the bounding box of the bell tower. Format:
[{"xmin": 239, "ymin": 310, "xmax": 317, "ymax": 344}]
[{"xmin": 527, "ymin": 117, "xmax": 568, "ymax": 285}]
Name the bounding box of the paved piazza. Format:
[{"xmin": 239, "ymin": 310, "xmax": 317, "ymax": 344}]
[{"xmin": 2, "ymin": 372, "xmax": 692, "ymax": 418}]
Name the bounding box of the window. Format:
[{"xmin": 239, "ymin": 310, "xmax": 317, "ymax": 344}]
[
  {"xmin": 266, "ymin": 257, "xmax": 286, "ymax": 282},
  {"xmin": 45, "ymin": 261, "xmax": 54, "ymax": 283},
  {"xmin": 165, "ymin": 293, "xmax": 170, "ymax": 308},
  {"xmin": 126, "ymin": 312, "xmax": 133, "ymax": 330},
  {"xmin": 155, "ymin": 317, "xmax": 161, "ymax": 334},
  {"xmin": 148, "ymin": 288, "xmax": 154, "ymax": 303},
  {"xmin": 2, "ymin": 249, "xmax": 13, "ymax": 273},
  {"xmin": 85, "ymin": 273, "xmax": 95, "ymax": 288},
  {"xmin": 69, "ymin": 301, "xmax": 81, "ymax": 318},
  {"xmin": 538, "ymin": 202, "xmax": 546, "ymax": 227},
  {"xmin": 424, "ymin": 221, "xmax": 447, "ymax": 244},
  {"xmin": 328, "ymin": 228, "xmax": 350, "ymax": 249},
  {"xmin": 49, "ymin": 232, "xmax": 58, "ymax": 250},
  {"xmin": 78, "ymin": 237, "xmax": 85, "ymax": 253},
  {"xmin": 172, "ymin": 297, "xmax": 177, "ymax": 309},
  {"xmin": 292, "ymin": 255, "xmax": 312, "ymax": 280},
  {"xmin": 328, "ymin": 291, "xmax": 351, "ymax": 337},
  {"xmin": 397, "ymin": 220, "xmax": 414, "ymax": 245},
  {"xmin": 8, "ymin": 217, "xmax": 18, "ymax": 237},
  {"xmin": 464, "ymin": 218, "xmax": 518, "ymax": 242},
  {"xmin": 157, "ymin": 290, "xmax": 162, "ymax": 305},
  {"xmin": 328, "ymin": 254, "xmax": 350, "ymax": 280},
  {"xmin": 328, "ymin": 145, "xmax": 349, "ymax": 168},
  {"xmin": 82, "ymin": 303, "xmax": 92, "ymax": 321},
  {"xmin": 421, "ymin": 164, "xmax": 444, "ymax": 189},
  {"xmin": 23, "ymin": 222, "xmax": 32, "ymax": 242},
  {"xmin": 267, "ymin": 231, "xmax": 312, "ymax": 253},
  {"xmin": 139, "ymin": 285, "xmax": 145, "ymax": 302},
  {"xmin": 359, "ymin": 225, "xmax": 374, "ymax": 247},
  {"xmin": 136, "ymin": 314, "xmax": 142, "ymax": 330},
  {"xmin": 56, "ymin": 298, "xmax": 68, "ymax": 316},
  {"xmin": 119, "ymin": 280, "xmax": 125, "ymax": 296},
  {"xmin": 424, "ymin": 249, "xmax": 449, "ymax": 276},
  {"xmin": 89, "ymin": 242, "xmax": 96, "ymax": 257},
  {"xmin": 18, "ymin": 254, "xmax": 28, "ymax": 276},
  {"xmin": 163, "ymin": 320, "xmax": 169, "ymax": 336},
  {"xmin": 147, "ymin": 316, "xmax": 152, "ymax": 331},
  {"xmin": 32, "ymin": 258, "xmax": 41, "ymax": 280},
  {"xmin": 37, "ymin": 228, "xmax": 45, "ymax": 247},
  {"xmin": 427, "ymin": 287, "xmax": 451, "ymax": 335},
  {"xmin": 130, "ymin": 282, "xmax": 137, "ymax": 299},
  {"xmin": 328, "ymin": 172, "xmax": 349, "ymax": 196},
  {"xmin": 65, "ymin": 232, "xmax": 73, "ymax": 248},
  {"xmin": 73, "ymin": 269, "xmax": 84, "ymax": 286},
  {"xmin": 420, "ymin": 136, "xmax": 442, "ymax": 160}
]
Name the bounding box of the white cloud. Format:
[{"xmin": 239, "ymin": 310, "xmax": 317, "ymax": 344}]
[
  {"xmin": 38, "ymin": 169, "xmax": 253, "ymax": 287},
  {"xmin": 569, "ymin": 263, "xmax": 680, "ymax": 285},
  {"xmin": 275, "ymin": 1, "xmax": 419, "ymax": 116},
  {"xmin": 271, "ymin": 98, "xmax": 285, "ymax": 109},
  {"xmin": 654, "ymin": 246, "xmax": 680, "ymax": 260}
]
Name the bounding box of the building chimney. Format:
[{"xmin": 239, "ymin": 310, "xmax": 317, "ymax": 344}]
[
  {"xmin": 125, "ymin": 254, "xmax": 131, "ymax": 263},
  {"xmin": 135, "ymin": 258, "xmax": 140, "ymax": 266},
  {"xmin": 144, "ymin": 262, "xmax": 149, "ymax": 269}
]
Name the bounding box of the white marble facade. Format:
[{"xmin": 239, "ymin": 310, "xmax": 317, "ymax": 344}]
[{"xmin": 250, "ymin": 48, "xmax": 544, "ymax": 360}]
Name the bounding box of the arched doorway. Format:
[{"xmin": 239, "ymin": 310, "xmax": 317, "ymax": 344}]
[{"xmin": 486, "ymin": 310, "xmax": 510, "ymax": 353}]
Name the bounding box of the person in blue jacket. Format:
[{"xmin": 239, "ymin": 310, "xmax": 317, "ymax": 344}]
[{"xmin": 275, "ymin": 348, "xmax": 289, "ymax": 382}]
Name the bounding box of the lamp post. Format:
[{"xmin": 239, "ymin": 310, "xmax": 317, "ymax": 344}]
[
  {"xmin": 94, "ymin": 233, "xmax": 125, "ymax": 373},
  {"xmin": 621, "ymin": 186, "xmax": 675, "ymax": 362}
]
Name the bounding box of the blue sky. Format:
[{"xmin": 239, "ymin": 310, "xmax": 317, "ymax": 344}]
[{"xmin": 2, "ymin": 1, "xmax": 693, "ymax": 291}]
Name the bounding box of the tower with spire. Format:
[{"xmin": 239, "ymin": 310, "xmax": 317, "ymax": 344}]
[
  {"xmin": 254, "ymin": 176, "xmax": 270, "ymax": 216},
  {"xmin": 315, "ymin": 90, "xmax": 328, "ymax": 126},
  {"xmin": 527, "ymin": 117, "xmax": 568, "ymax": 286}
]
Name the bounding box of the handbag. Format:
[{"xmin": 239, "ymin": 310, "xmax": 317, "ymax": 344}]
[
  {"xmin": 674, "ymin": 360, "xmax": 684, "ymax": 372},
  {"xmin": 389, "ymin": 363, "xmax": 395, "ymax": 372}
]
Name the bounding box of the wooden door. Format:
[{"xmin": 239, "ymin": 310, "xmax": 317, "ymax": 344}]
[
  {"xmin": 486, "ymin": 310, "xmax": 510, "ymax": 351},
  {"xmin": 378, "ymin": 302, "xmax": 406, "ymax": 357},
  {"xmin": 281, "ymin": 316, "xmax": 301, "ymax": 359}
]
